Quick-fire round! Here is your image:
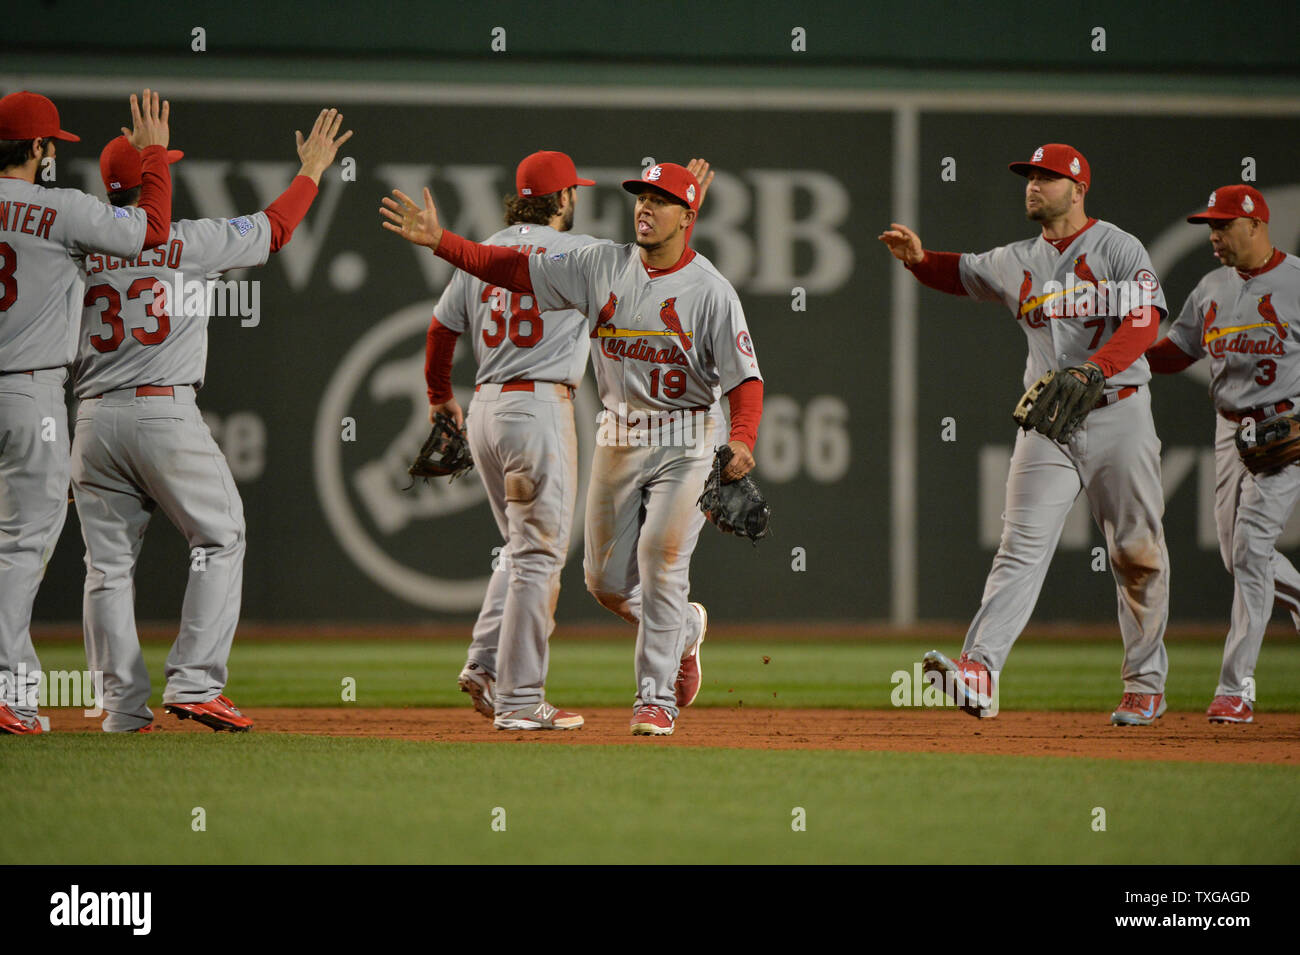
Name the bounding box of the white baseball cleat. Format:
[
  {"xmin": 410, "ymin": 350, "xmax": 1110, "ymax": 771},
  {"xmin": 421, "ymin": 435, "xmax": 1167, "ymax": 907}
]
[
  {"xmin": 493, "ymin": 700, "xmax": 584, "ymax": 731},
  {"xmin": 458, "ymin": 661, "xmax": 495, "ymax": 720}
]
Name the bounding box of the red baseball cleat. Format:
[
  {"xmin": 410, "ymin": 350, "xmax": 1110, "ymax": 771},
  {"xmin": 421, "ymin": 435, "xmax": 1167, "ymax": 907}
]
[
  {"xmin": 1206, "ymin": 695, "xmax": 1253, "ymax": 724},
  {"xmin": 165, "ymin": 694, "xmax": 253, "ymax": 732},
  {"xmin": 631, "ymin": 704, "xmax": 675, "ymax": 736},
  {"xmin": 675, "ymin": 602, "xmax": 708, "ymax": 707},
  {"xmin": 1110, "ymin": 692, "xmax": 1166, "ymax": 726},
  {"xmin": 0, "ymin": 703, "xmax": 43, "ymax": 735},
  {"xmin": 921, "ymin": 650, "xmax": 999, "ymax": 718}
]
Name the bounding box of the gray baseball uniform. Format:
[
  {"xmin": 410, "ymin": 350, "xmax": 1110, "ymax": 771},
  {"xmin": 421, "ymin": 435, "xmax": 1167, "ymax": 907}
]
[
  {"xmin": 1166, "ymin": 252, "xmax": 1300, "ymax": 698},
  {"xmin": 528, "ymin": 243, "xmax": 762, "ymax": 717},
  {"xmin": 0, "ymin": 179, "xmax": 151, "ymax": 722},
  {"xmin": 70, "ymin": 212, "xmax": 272, "ymax": 731},
  {"xmin": 434, "ymin": 222, "xmax": 604, "ymax": 712},
  {"xmin": 955, "ymin": 219, "xmax": 1171, "ymax": 693}
]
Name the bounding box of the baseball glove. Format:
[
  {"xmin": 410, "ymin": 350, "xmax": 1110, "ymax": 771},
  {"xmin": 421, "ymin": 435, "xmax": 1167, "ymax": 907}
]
[
  {"xmin": 697, "ymin": 445, "xmax": 772, "ymax": 543},
  {"xmin": 1235, "ymin": 412, "xmax": 1300, "ymax": 475},
  {"xmin": 408, "ymin": 413, "xmax": 474, "ymax": 484},
  {"xmin": 1012, "ymin": 363, "xmax": 1106, "ymax": 443}
]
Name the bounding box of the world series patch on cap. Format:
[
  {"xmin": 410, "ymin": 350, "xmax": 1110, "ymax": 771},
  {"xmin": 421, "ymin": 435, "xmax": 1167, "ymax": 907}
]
[
  {"xmin": 1187, "ymin": 185, "xmax": 1270, "ymax": 224},
  {"xmin": 621, "ymin": 163, "xmax": 702, "ymax": 211}
]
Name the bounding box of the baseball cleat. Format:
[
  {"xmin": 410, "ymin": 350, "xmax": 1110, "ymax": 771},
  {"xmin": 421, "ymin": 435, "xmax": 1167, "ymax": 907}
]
[
  {"xmin": 165, "ymin": 694, "xmax": 253, "ymax": 732},
  {"xmin": 0, "ymin": 703, "xmax": 44, "ymax": 735},
  {"xmin": 630, "ymin": 704, "xmax": 675, "ymax": 736},
  {"xmin": 493, "ymin": 701, "xmax": 584, "ymax": 731},
  {"xmin": 458, "ymin": 661, "xmax": 495, "ymax": 720},
  {"xmin": 675, "ymin": 602, "xmax": 708, "ymax": 707},
  {"xmin": 920, "ymin": 650, "xmax": 999, "ymax": 718},
  {"xmin": 1110, "ymin": 692, "xmax": 1166, "ymax": 726},
  {"xmin": 1206, "ymin": 695, "xmax": 1253, "ymax": 724}
]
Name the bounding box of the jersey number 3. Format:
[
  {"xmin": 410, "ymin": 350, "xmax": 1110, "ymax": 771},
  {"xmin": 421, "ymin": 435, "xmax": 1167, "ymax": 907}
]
[
  {"xmin": 481, "ymin": 286, "xmax": 543, "ymax": 349},
  {"xmin": 85, "ymin": 279, "xmax": 172, "ymax": 353}
]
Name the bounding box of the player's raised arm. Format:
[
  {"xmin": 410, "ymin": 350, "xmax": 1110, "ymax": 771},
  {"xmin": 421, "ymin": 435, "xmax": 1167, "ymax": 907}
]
[
  {"xmin": 381, "ymin": 186, "xmax": 536, "ymax": 294},
  {"xmin": 257, "ymin": 108, "xmax": 354, "ymax": 255},
  {"xmin": 294, "ymin": 108, "xmax": 353, "ymax": 185},
  {"xmin": 122, "ymin": 87, "xmax": 173, "ymax": 249}
]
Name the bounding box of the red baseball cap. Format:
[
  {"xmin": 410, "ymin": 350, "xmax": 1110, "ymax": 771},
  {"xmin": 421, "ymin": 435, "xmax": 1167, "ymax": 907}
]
[
  {"xmin": 1187, "ymin": 185, "xmax": 1269, "ymax": 224},
  {"xmin": 1008, "ymin": 143, "xmax": 1091, "ymax": 187},
  {"xmin": 0, "ymin": 91, "xmax": 80, "ymax": 142},
  {"xmin": 622, "ymin": 162, "xmax": 701, "ymax": 211},
  {"xmin": 516, "ymin": 150, "xmax": 595, "ymax": 197},
  {"xmin": 99, "ymin": 135, "xmax": 184, "ymax": 192}
]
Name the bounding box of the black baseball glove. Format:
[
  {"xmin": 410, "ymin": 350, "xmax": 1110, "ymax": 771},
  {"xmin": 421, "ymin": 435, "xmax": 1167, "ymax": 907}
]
[
  {"xmin": 697, "ymin": 445, "xmax": 771, "ymax": 543},
  {"xmin": 408, "ymin": 413, "xmax": 474, "ymax": 484},
  {"xmin": 1013, "ymin": 362, "xmax": 1106, "ymax": 443},
  {"xmin": 1235, "ymin": 412, "xmax": 1300, "ymax": 475}
]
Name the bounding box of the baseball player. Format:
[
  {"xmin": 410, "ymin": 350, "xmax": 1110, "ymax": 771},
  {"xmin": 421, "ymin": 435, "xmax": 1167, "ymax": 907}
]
[
  {"xmin": 880, "ymin": 143, "xmax": 1172, "ymax": 725},
  {"xmin": 1146, "ymin": 185, "xmax": 1299, "ymax": 724},
  {"xmin": 383, "ymin": 160, "xmax": 763, "ymax": 736},
  {"xmin": 70, "ymin": 109, "xmax": 352, "ymax": 733},
  {"xmin": 0, "ymin": 89, "xmax": 173, "ymax": 736},
  {"xmin": 432, "ymin": 153, "xmax": 715, "ymax": 731},
  {"xmin": 427, "ymin": 150, "xmax": 602, "ymax": 731}
]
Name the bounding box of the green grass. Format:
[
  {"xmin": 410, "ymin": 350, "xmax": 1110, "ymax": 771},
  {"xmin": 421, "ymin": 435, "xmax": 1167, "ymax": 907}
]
[
  {"xmin": 5, "ymin": 735, "xmax": 1297, "ymax": 864},
  {"xmin": 14, "ymin": 636, "xmax": 1299, "ymax": 864},
  {"xmin": 30, "ymin": 637, "xmax": 1300, "ymax": 711}
]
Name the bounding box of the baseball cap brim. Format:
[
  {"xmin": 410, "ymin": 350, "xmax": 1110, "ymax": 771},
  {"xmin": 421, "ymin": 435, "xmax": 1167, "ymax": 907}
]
[
  {"xmin": 50, "ymin": 129, "xmax": 81, "ymax": 142},
  {"xmin": 1008, "ymin": 161, "xmax": 1079, "ymax": 182},
  {"xmin": 1186, "ymin": 210, "xmax": 1237, "ymax": 223},
  {"xmin": 621, "ymin": 180, "xmax": 689, "ymax": 205},
  {"xmin": 573, "ymin": 176, "xmax": 596, "ymax": 187}
]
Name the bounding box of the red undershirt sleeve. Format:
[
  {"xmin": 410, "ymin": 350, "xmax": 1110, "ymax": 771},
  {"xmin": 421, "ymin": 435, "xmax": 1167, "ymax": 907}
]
[
  {"xmin": 1144, "ymin": 336, "xmax": 1198, "ymax": 375},
  {"xmin": 434, "ymin": 231, "xmax": 534, "ymax": 293},
  {"xmin": 905, "ymin": 251, "xmax": 967, "ymax": 296},
  {"xmin": 725, "ymin": 378, "xmax": 763, "ymax": 451},
  {"xmin": 137, "ymin": 145, "xmax": 173, "ymax": 249},
  {"xmin": 1088, "ymin": 305, "xmax": 1161, "ymax": 378},
  {"xmin": 425, "ymin": 316, "xmax": 460, "ymax": 403},
  {"xmin": 263, "ymin": 176, "xmax": 319, "ymax": 252}
]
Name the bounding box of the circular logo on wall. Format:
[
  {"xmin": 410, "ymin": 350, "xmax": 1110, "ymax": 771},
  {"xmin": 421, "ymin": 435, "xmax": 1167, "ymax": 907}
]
[{"xmin": 313, "ymin": 301, "xmax": 596, "ymax": 611}]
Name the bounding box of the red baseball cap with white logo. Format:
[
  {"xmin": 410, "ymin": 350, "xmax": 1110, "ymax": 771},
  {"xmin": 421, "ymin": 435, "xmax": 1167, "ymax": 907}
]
[
  {"xmin": 1187, "ymin": 184, "xmax": 1269, "ymax": 224},
  {"xmin": 1008, "ymin": 143, "xmax": 1091, "ymax": 187},
  {"xmin": 99, "ymin": 135, "xmax": 184, "ymax": 192},
  {"xmin": 516, "ymin": 150, "xmax": 595, "ymax": 198},
  {"xmin": 0, "ymin": 91, "xmax": 80, "ymax": 142},
  {"xmin": 622, "ymin": 163, "xmax": 701, "ymax": 211}
]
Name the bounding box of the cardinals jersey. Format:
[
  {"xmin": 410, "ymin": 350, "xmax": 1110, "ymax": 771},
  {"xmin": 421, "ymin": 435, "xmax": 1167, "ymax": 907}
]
[
  {"xmin": 958, "ymin": 219, "xmax": 1167, "ymax": 390},
  {"xmin": 1166, "ymin": 252, "xmax": 1300, "ymax": 414},
  {"xmin": 434, "ymin": 223, "xmax": 608, "ymax": 388},
  {"xmin": 0, "ymin": 179, "xmax": 150, "ymax": 372},
  {"xmin": 72, "ymin": 213, "xmax": 273, "ymax": 397},
  {"xmin": 527, "ymin": 244, "xmax": 761, "ymax": 414}
]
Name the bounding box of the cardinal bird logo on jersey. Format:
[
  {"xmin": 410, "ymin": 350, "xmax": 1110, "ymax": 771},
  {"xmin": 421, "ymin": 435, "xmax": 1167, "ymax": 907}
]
[
  {"xmin": 1202, "ymin": 301, "xmax": 1218, "ymax": 335},
  {"xmin": 658, "ymin": 298, "xmax": 692, "ymax": 352},
  {"xmin": 591, "ymin": 292, "xmax": 619, "ymax": 337},
  {"xmin": 1258, "ymin": 293, "xmax": 1287, "ymax": 340},
  {"xmin": 1072, "ymin": 254, "xmax": 1100, "ymax": 287}
]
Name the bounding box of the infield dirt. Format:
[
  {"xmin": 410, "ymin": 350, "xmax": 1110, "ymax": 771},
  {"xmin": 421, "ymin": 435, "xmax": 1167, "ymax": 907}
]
[{"xmin": 45, "ymin": 707, "xmax": 1297, "ymax": 764}]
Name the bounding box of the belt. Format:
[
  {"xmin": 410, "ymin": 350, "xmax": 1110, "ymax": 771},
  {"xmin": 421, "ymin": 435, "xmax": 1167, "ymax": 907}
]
[
  {"xmin": 476, "ymin": 379, "xmax": 574, "ymax": 399},
  {"xmin": 1095, "ymin": 385, "xmax": 1139, "ymax": 409},
  {"xmin": 90, "ymin": 385, "xmax": 175, "ymax": 399},
  {"xmin": 1222, "ymin": 399, "xmax": 1294, "ymax": 424}
]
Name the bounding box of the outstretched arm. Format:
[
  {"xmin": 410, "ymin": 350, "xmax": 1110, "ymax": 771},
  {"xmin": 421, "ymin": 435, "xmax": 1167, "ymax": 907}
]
[
  {"xmin": 263, "ymin": 108, "xmax": 354, "ymax": 252},
  {"xmin": 123, "ymin": 88, "xmax": 173, "ymax": 249},
  {"xmin": 380, "ymin": 187, "xmax": 534, "ymax": 292},
  {"xmin": 879, "ymin": 222, "xmax": 968, "ymax": 296}
]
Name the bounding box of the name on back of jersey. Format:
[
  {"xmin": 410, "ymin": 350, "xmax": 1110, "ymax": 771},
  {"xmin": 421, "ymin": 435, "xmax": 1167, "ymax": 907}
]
[
  {"xmin": 85, "ymin": 238, "xmax": 184, "ymax": 275},
  {"xmin": 0, "ymin": 199, "xmax": 57, "ymax": 239}
]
